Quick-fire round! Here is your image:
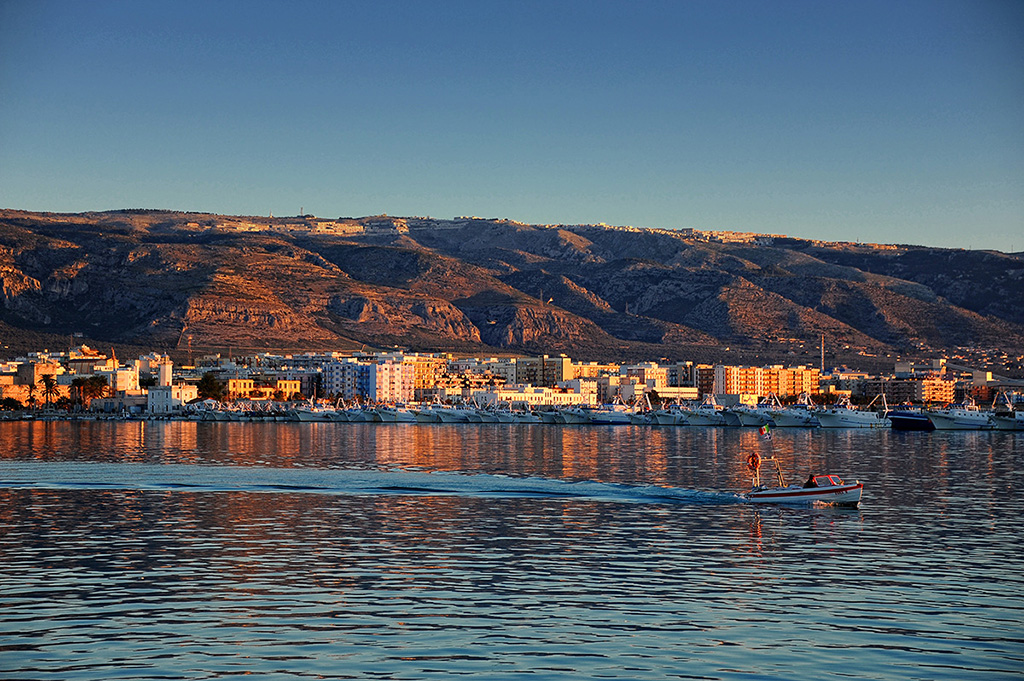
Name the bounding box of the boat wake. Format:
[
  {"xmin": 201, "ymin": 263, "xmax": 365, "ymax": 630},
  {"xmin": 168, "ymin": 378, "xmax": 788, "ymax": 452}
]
[{"xmin": 0, "ymin": 461, "xmax": 744, "ymax": 506}]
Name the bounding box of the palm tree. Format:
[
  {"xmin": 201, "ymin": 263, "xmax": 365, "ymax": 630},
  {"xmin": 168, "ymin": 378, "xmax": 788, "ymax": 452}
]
[
  {"xmin": 39, "ymin": 375, "xmax": 60, "ymax": 411},
  {"xmin": 80, "ymin": 376, "xmax": 109, "ymax": 409},
  {"xmin": 25, "ymin": 381, "xmax": 38, "ymax": 412},
  {"xmin": 70, "ymin": 377, "xmax": 86, "ymax": 409}
]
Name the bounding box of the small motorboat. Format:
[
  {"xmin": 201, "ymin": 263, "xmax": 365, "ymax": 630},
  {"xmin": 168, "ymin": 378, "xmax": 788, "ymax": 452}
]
[{"xmin": 742, "ymin": 452, "xmax": 863, "ymax": 507}]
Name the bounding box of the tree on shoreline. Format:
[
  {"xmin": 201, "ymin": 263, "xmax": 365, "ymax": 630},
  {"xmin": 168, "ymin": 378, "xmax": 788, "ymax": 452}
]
[
  {"xmin": 26, "ymin": 381, "xmax": 37, "ymax": 411},
  {"xmin": 197, "ymin": 372, "xmax": 224, "ymax": 401},
  {"xmin": 39, "ymin": 375, "xmax": 60, "ymax": 410},
  {"xmin": 71, "ymin": 375, "xmax": 110, "ymax": 409}
]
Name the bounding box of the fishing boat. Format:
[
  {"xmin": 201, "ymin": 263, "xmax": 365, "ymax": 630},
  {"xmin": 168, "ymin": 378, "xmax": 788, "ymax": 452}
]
[
  {"xmin": 888, "ymin": 404, "xmax": 935, "ymax": 431},
  {"xmin": 652, "ymin": 403, "xmax": 689, "ymax": 426},
  {"xmin": 742, "ymin": 452, "xmax": 863, "ymax": 507},
  {"xmin": 766, "ymin": 392, "xmax": 820, "ymax": 428},
  {"xmin": 586, "ymin": 402, "xmax": 633, "ymax": 425},
  {"xmin": 924, "ymin": 398, "xmax": 992, "ymax": 430},
  {"xmin": 991, "ymin": 410, "xmax": 1024, "ymax": 430},
  {"xmin": 813, "ymin": 394, "xmax": 890, "ymax": 429},
  {"xmin": 685, "ymin": 395, "xmax": 727, "ymax": 426},
  {"xmin": 991, "ymin": 394, "xmax": 1024, "ymax": 431}
]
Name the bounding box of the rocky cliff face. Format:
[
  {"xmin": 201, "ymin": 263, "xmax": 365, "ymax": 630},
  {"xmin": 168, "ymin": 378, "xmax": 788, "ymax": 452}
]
[{"xmin": 1, "ymin": 209, "xmax": 1022, "ymax": 366}]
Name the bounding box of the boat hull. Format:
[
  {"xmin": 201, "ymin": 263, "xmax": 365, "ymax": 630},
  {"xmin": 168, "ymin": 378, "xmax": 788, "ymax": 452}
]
[
  {"xmin": 686, "ymin": 409, "xmax": 726, "ymax": 426},
  {"xmin": 746, "ymin": 482, "xmax": 863, "ymax": 506},
  {"xmin": 924, "ymin": 409, "xmax": 992, "ymax": 430},
  {"xmin": 889, "ymin": 411, "xmax": 935, "ymax": 431},
  {"xmin": 814, "ymin": 409, "xmax": 890, "ymax": 428},
  {"xmin": 768, "ymin": 410, "xmax": 819, "ymax": 427},
  {"xmin": 992, "ymin": 413, "xmax": 1024, "ymax": 431}
]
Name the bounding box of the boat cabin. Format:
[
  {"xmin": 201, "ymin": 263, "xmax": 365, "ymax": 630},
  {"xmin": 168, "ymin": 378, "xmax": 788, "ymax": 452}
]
[{"xmin": 805, "ymin": 475, "xmax": 844, "ymax": 488}]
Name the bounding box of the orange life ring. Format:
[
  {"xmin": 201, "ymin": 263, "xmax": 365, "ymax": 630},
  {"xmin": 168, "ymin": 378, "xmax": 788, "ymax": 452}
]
[{"xmin": 746, "ymin": 453, "xmax": 761, "ymax": 472}]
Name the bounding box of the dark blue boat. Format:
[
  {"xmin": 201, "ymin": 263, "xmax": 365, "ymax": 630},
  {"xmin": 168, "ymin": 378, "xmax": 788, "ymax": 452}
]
[{"xmin": 889, "ymin": 410, "xmax": 935, "ymax": 431}]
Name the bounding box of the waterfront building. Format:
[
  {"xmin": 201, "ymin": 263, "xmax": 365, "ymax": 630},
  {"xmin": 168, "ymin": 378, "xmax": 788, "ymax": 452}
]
[
  {"xmin": 695, "ymin": 365, "xmax": 716, "ymax": 397},
  {"xmin": 650, "ymin": 386, "xmax": 699, "ymax": 402},
  {"xmin": 700, "ymin": 364, "xmax": 821, "ymax": 399},
  {"xmin": 623, "ymin": 363, "xmax": 668, "ymax": 388},
  {"xmin": 473, "ymin": 385, "xmax": 596, "ymax": 408},
  {"xmin": 148, "ymin": 383, "xmax": 199, "ymax": 414},
  {"xmin": 515, "ymin": 355, "xmax": 572, "ymax": 387},
  {"xmin": 663, "ymin": 361, "xmax": 695, "ymax": 387},
  {"xmin": 321, "ymin": 359, "xmax": 415, "ymax": 403},
  {"xmin": 560, "ymin": 378, "xmax": 599, "ymax": 403},
  {"xmin": 16, "ymin": 359, "xmax": 65, "ymax": 387},
  {"xmin": 321, "ymin": 358, "xmax": 364, "ymax": 398},
  {"xmin": 572, "ymin": 360, "xmax": 619, "ymax": 379},
  {"xmin": 226, "ymin": 378, "xmax": 255, "ymax": 399},
  {"xmin": 854, "ymin": 375, "xmax": 956, "ymax": 404},
  {"xmin": 596, "ymin": 374, "xmax": 642, "ymax": 403},
  {"xmin": 365, "ymin": 361, "xmax": 415, "ymax": 403}
]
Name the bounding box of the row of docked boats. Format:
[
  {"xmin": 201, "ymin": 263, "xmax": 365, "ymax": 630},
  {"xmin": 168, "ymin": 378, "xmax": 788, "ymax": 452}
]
[
  {"xmin": 888, "ymin": 396, "xmax": 1024, "ymax": 431},
  {"xmin": 189, "ymin": 393, "xmax": 1023, "ymax": 430}
]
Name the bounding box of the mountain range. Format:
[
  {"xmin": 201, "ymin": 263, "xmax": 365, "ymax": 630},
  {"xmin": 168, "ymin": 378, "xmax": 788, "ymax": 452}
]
[{"xmin": 2, "ymin": 209, "xmax": 1022, "ymax": 373}]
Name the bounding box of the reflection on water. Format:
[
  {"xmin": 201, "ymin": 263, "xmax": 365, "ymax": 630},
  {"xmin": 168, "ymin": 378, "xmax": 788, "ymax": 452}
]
[{"xmin": 1, "ymin": 421, "xmax": 1023, "ymax": 680}]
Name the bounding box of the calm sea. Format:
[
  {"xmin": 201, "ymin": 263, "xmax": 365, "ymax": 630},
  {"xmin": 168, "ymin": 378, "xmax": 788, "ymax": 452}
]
[{"xmin": 1, "ymin": 421, "xmax": 1021, "ymax": 680}]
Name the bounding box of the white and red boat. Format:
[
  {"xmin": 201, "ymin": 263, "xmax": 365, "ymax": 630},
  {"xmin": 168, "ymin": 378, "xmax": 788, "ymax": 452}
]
[{"xmin": 742, "ymin": 453, "xmax": 863, "ymax": 507}]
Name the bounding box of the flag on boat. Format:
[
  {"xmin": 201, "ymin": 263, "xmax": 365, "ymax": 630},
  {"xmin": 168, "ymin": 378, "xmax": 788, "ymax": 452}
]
[{"xmin": 759, "ymin": 424, "xmax": 772, "ymax": 440}]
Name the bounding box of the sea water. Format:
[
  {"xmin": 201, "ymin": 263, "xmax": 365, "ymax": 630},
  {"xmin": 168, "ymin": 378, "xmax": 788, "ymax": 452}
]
[{"xmin": 1, "ymin": 421, "xmax": 1021, "ymax": 680}]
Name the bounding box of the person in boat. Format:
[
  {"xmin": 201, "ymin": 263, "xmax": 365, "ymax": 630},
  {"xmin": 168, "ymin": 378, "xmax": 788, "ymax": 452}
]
[{"xmin": 803, "ymin": 474, "xmax": 818, "ymax": 488}]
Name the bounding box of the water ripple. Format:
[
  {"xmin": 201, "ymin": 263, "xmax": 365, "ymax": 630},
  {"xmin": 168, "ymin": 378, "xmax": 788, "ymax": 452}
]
[{"xmin": 1, "ymin": 422, "xmax": 1022, "ymax": 680}]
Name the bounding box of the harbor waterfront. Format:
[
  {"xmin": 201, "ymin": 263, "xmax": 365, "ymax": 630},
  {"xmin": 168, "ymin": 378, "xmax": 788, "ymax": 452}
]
[{"xmin": 1, "ymin": 421, "xmax": 1022, "ymax": 680}]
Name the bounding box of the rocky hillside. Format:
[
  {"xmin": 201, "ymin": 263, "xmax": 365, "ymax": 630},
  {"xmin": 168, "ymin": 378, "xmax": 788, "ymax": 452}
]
[{"xmin": 1, "ymin": 209, "xmax": 1022, "ymax": 370}]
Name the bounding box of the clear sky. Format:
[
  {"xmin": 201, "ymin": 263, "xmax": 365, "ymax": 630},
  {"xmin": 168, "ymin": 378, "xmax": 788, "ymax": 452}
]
[{"xmin": 1, "ymin": 0, "xmax": 1022, "ymax": 250}]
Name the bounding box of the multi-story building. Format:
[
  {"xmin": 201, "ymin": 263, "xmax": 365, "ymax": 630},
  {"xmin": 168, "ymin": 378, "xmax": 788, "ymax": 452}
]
[
  {"xmin": 777, "ymin": 365, "xmax": 821, "ymax": 397},
  {"xmin": 560, "ymin": 378, "xmax": 599, "ymax": 403},
  {"xmin": 695, "ymin": 365, "xmax": 716, "ymax": 397},
  {"xmin": 95, "ymin": 366, "xmax": 139, "ymax": 393},
  {"xmin": 664, "ymin": 362, "xmax": 695, "ymax": 387},
  {"xmin": 623, "ymin": 363, "xmax": 668, "ymax": 389},
  {"xmin": 322, "ymin": 360, "xmax": 415, "ymax": 403},
  {"xmin": 364, "ymin": 361, "xmax": 415, "ymax": 403},
  {"xmin": 918, "ymin": 377, "xmax": 956, "ymax": 403},
  {"xmin": 706, "ymin": 364, "xmax": 821, "ymax": 399},
  {"xmin": 572, "ymin": 361, "xmax": 619, "ymax": 379},
  {"xmin": 515, "ymin": 355, "xmax": 572, "ymax": 387},
  {"xmin": 321, "ymin": 358, "xmax": 363, "ymax": 398},
  {"xmin": 226, "ymin": 378, "xmax": 255, "ymax": 399},
  {"xmin": 473, "ymin": 385, "xmax": 596, "ymax": 408}
]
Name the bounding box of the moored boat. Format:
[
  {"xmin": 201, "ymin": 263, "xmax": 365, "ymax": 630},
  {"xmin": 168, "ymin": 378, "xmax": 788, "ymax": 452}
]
[
  {"xmin": 991, "ymin": 411, "xmax": 1024, "ymax": 430},
  {"xmin": 766, "ymin": 392, "xmax": 819, "ymax": 428},
  {"xmin": 685, "ymin": 395, "xmax": 727, "ymax": 426},
  {"xmin": 924, "ymin": 399, "xmax": 992, "ymax": 430},
  {"xmin": 888, "ymin": 408, "xmax": 935, "ymax": 431},
  {"xmin": 813, "ymin": 395, "xmax": 890, "ymax": 429},
  {"xmin": 991, "ymin": 393, "xmax": 1024, "ymax": 431},
  {"xmin": 558, "ymin": 407, "xmax": 592, "ymax": 425},
  {"xmin": 652, "ymin": 404, "xmax": 689, "ymax": 426},
  {"xmin": 586, "ymin": 403, "xmax": 633, "ymax": 425},
  {"xmin": 726, "ymin": 403, "xmax": 773, "ymax": 427}
]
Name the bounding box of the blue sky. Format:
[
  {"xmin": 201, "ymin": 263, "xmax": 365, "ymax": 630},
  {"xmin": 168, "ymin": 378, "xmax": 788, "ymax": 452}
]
[{"xmin": 1, "ymin": 0, "xmax": 1021, "ymax": 250}]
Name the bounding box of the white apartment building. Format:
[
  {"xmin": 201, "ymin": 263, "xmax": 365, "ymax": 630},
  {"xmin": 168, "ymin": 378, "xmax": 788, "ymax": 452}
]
[
  {"xmin": 366, "ymin": 361, "xmax": 415, "ymax": 403},
  {"xmin": 322, "ymin": 359, "xmax": 415, "ymax": 402}
]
